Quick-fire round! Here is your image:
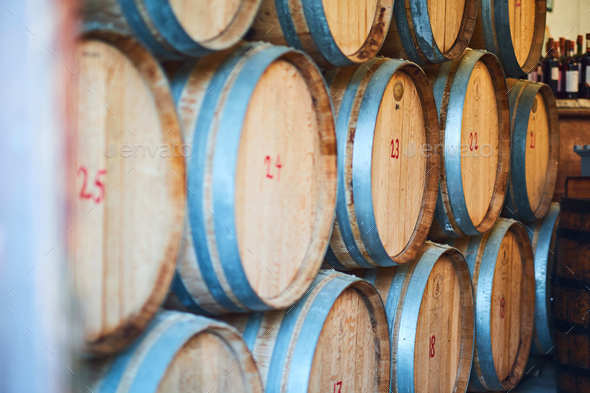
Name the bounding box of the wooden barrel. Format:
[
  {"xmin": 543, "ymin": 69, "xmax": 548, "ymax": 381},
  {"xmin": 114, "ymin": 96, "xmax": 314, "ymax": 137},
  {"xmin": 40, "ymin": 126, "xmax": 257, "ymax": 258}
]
[
  {"xmin": 453, "ymin": 218, "xmax": 535, "ymax": 392},
  {"xmin": 73, "ymin": 32, "xmax": 185, "ymax": 355},
  {"xmin": 323, "ymin": 58, "xmax": 440, "ymax": 269},
  {"xmin": 527, "ymin": 202, "xmax": 559, "ymax": 356},
  {"xmin": 553, "ymin": 281, "xmax": 590, "ymax": 393},
  {"xmin": 428, "ymin": 49, "xmax": 511, "ymax": 240},
  {"xmin": 557, "ymin": 231, "xmax": 590, "ymax": 284},
  {"xmin": 226, "ymin": 270, "xmax": 390, "ymax": 393},
  {"xmin": 364, "ymin": 242, "xmax": 474, "ymax": 393},
  {"xmin": 168, "ymin": 42, "xmax": 337, "ymax": 315},
  {"xmin": 247, "ymin": 0, "xmax": 394, "ymax": 66},
  {"xmin": 470, "ymin": 0, "xmax": 546, "ymax": 77},
  {"xmin": 85, "ymin": 311, "xmax": 263, "ymax": 393},
  {"xmin": 82, "ymin": 0, "xmax": 262, "ymax": 59},
  {"xmin": 381, "ymin": 0, "xmax": 478, "ymax": 64},
  {"xmin": 556, "ymin": 366, "xmax": 590, "ymax": 393},
  {"xmin": 503, "ymin": 79, "xmax": 559, "ymax": 223}
]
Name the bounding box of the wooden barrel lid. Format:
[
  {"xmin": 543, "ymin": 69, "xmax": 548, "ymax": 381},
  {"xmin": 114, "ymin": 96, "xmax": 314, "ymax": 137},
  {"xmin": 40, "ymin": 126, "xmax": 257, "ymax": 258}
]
[
  {"xmin": 372, "ymin": 70, "xmax": 428, "ymax": 259},
  {"xmin": 428, "ymin": 0, "xmax": 467, "ymax": 54},
  {"xmin": 414, "ymin": 253, "xmax": 464, "ymax": 393},
  {"xmin": 366, "ymin": 242, "xmax": 474, "ymax": 393},
  {"xmin": 470, "ymin": 0, "xmax": 545, "ymax": 76},
  {"xmin": 326, "ymin": 59, "xmax": 439, "ymax": 267},
  {"xmin": 158, "ymin": 329, "xmax": 256, "ymax": 392},
  {"xmin": 429, "ymin": 49, "xmax": 510, "ymax": 239},
  {"xmin": 168, "ymin": 0, "xmax": 260, "ymax": 49},
  {"xmin": 86, "ymin": 311, "xmax": 263, "ymax": 393},
  {"xmin": 454, "ymin": 219, "xmax": 535, "ymax": 391},
  {"xmin": 322, "ymin": 0, "xmax": 379, "ymax": 56},
  {"xmin": 308, "ymin": 284, "xmax": 382, "ymax": 392},
  {"xmin": 226, "ymin": 271, "xmax": 390, "ymax": 393},
  {"xmin": 73, "ymin": 35, "xmax": 185, "ymax": 355},
  {"xmin": 172, "ymin": 43, "xmax": 337, "ymax": 313},
  {"xmin": 503, "ymin": 79, "xmax": 558, "ymax": 222},
  {"xmin": 169, "ymin": 0, "xmax": 241, "ymax": 42},
  {"xmin": 235, "ymin": 59, "xmax": 322, "ymax": 301},
  {"xmin": 525, "ymin": 90, "xmax": 550, "ymax": 211},
  {"xmin": 490, "ymin": 229, "xmax": 525, "ymax": 381},
  {"xmin": 508, "ymin": 0, "xmax": 537, "ymax": 67},
  {"xmin": 461, "ymin": 60, "xmax": 500, "ymax": 228}
]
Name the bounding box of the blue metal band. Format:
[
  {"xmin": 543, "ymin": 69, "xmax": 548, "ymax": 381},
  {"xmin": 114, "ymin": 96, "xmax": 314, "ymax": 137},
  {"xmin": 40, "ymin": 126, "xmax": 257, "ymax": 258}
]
[
  {"xmin": 173, "ymin": 45, "xmax": 253, "ymax": 313},
  {"xmin": 301, "ymin": 0, "xmax": 352, "ymax": 66},
  {"xmin": 506, "ymin": 82, "xmax": 541, "ymax": 222},
  {"xmin": 169, "ymin": 273, "xmax": 211, "ymax": 315},
  {"xmin": 479, "ymin": 0, "xmax": 498, "ymax": 54},
  {"xmin": 472, "ymin": 221, "xmax": 514, "ymax": 391},
  {"xmin": 331, "ymin": 62, "xmax": 376, "ymax": 268},
  {"xmin": 444, "ymin": 50, "xmax": 489, "ymax": 236},
  {"xmin": 384, "ymin": 265, "xmax": 407, "ymax": 393},
  {"xmin": 170, "ymin": 61, "xmax": 196, "ymax": 106},
  {"xmin": 242, "ymin": 313, "xmax": 265, "ymax": 350},
  {"xmin": 117, "ymin": 0, "xmax": 178, "ymax": 59},
  {"xmin": 98, "ymin": 312, "xmax": 209, "ymax": 393},
  {"xmin": 212, "ymin": 45, "xmax": 296, "ymax": 310},
  {"xmin": 127, "ymin": 318, "xmax": 205, "ymax": 392},
  {"xmin": 408, "ymin": 0, "xmax": 446, "ymax": 63},
  {"xmin": 396, "ymin": 248, "xmax": 442, "ymax": 393},
  {"xmin": 394, "ymin": 0, "xmax": 422, "ymax": 64},
  {"xmin": 432, "ymin": 61, "xmax": 460, "ymax": 237},
  {"xmin": 275, "ymin": 0, "xmax": 305, "ymax": 50},
  {"xmin": 142, "ymin": 0, "xmax": 211, "ymax": 57},
  {"xmin": 528, "ymin": 203, "xmax": 559, "ymax": 355},
  {"xmin": 353, "ymin": 60, "xmax": 407, "ymax": 266},
  {"xmin": 493, "ymin": 3, "xmax": 523, "ymax": 77},
  {"xmin": 284, "ymin": 274, "xmax": 359, "ymax": 393},
  {"xmin": 324, "ymin": 246, "xmax": 350, "ymax": 270}
]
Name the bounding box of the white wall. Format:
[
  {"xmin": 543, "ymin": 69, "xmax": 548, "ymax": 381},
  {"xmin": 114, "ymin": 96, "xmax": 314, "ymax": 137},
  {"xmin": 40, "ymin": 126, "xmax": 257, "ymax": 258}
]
[{"xmin": 546, "ymin": 0, "xmax": 590, "ymax": 42}]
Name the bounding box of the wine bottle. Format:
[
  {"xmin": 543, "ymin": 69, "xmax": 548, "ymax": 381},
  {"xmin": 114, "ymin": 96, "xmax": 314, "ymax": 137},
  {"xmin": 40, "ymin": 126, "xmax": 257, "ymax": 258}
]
[
  {"xmin": 559, "ymin": 38, "xmax": 567, "ymax": 98},
  {"xmin": 565, "ymin": 40, "xmax": 580, "ymax": 99},
  {"xmin": 577, "ymin": 35, "xmax": 584, "ymax": 93},
  {"xmin": 582, "ymin": 33, "xmax": 590, "ymax": 98}
]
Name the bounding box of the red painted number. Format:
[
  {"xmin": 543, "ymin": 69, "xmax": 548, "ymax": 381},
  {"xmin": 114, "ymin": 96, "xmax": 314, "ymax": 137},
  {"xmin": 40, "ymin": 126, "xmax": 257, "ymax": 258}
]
[
  {"xmin": 429, "ymin": 335, "xmax": 436, "ymax": 358},
  {"xmin": 264, "ymin": 155, "xmax": 282, "ymax": 181},
  {"xmin": 515, "ymin": 0, "xmax": 521, "ymax": 6},
  {"xmin": 469, "ymin": 132, "xmax": 479, "ymax": 151},
  {"xmin": 500, "ymin": 296, "xmax": 506, "ymax": 319},
  {"xmin": 333, "ymin": 381, "xmax": 342, "ymax": 393},
  {"xmin": 78, "ymin": 166, "xmax": 106, "ymax": 204},
  {"xmin": 390, "ymin": 138, "xmax": 400, "ymax": 159},
  {"xmin": 529, "ymin": 131, "xmax": 535, "ymax": 149}
]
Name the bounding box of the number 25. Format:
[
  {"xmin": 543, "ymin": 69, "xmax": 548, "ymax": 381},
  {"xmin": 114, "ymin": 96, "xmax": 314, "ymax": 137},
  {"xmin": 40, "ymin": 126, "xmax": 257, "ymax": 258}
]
[{"xmin": 78, "ymin": 166, "xmax": 106, "ymax": 204}]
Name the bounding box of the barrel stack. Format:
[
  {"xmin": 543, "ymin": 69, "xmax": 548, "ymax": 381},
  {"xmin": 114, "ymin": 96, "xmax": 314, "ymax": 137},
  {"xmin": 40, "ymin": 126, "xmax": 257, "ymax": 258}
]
[{"xmin": 71, "ymin": 1, "xmax": 557, "ymax": 393}]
